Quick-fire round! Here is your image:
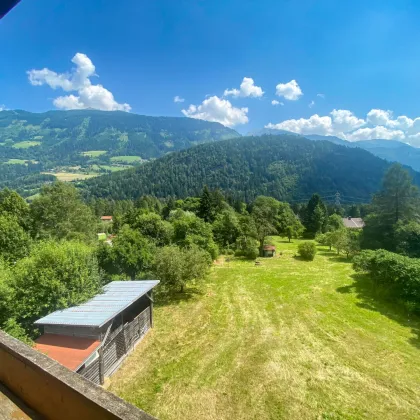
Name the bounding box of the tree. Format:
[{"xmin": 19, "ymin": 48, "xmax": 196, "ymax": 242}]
[
  {"xmin": 198, "ymin": 186, "xmax": 213, "ymax": 222},
  {"xmin": 342, "ymin": 230, "xmax": 361, "ymax": 258},
  {"xmin": 373, "ymin": 163, "xmax": 419, "ymax": 224},
  {"xmin": 0, "ymin": 188, "xmax": 29, "ymax": 227},
  {"xmin": 348, "ymin": 205, "xmax": 360, "ymax": 218},
  {"xmin": 327, "ymin": 214, "xmax": 344, "ymax": 232},
  {"xmin": 330, "ymin": 229, "xmax": 349, "ymax": 255},
  {"xmin": 154, "ymin": 245, "xmax": 209, "ymax": 292},
  {"xmin": 316, "ymin": 231, "xmax": 334, "ymax": 251},
  {"xmin": 30, "ymin": 182, "xmax": 97, "ymax": 241},
  {"xmin": 0, "ymin": 215, "xmax": 31, "ymax": 262},
  {"xmin": 132, "ymin": 212, "xmax": 173, "ymax": 246},
  {"xmin": 171, "ymin": 210, "xmax": 219, "ymax": 260},
  {"xmin": 12, "ymin": 241, "xmax": 102, "ymax": 333},
  {"xmin": 275, "ymin": 202, "xmax": 304, "ymax": 242},
  {"xmin": 110, "ymin": 225, "xmax": 155, "ymax": 279},
  {"xmin": 303, "ymin": 194, "xmax": 328, "ymax": 237},
  {"xmin": 395, "ymin": 221, "xmax": 420, "ymax": 258},
  {"xmin": 362, "ymin": 164, "xmax": 420, "ymax": 251},
  {"xmin": 251, "ymin": 196, "xmax": 281, "ymax": 255},
  {"xmin": 212, "ymin": 209, "xmax": 241, "ymax": 248}
]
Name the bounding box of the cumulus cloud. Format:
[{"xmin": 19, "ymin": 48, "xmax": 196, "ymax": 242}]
[
  {"xmin": 308, "ymin": 100, "xmax": 315, "ymax": 108},
  {"xmin": 367, "ymin": 109, "xmax": 414, "ymax": 131},
  {"xmin": 264, "ymin": 107, "xmax": 420, "ymax": 143},
  {"xmin": 27, "ymin": 53, "xmax": 131, "ymax": 112},
  {"xmin": 346, "ymin": 126, "xmax": 405, "ymax": 141},
  {"xmin": 266, "ymin": 114, "xmax": 333, "ymax": 136},
  {"xmin": 266, "ymin": 109, "xmax": 365, "ymax": 137},
  {"xmin": 174, "ymin": 95, "xmax": 185, "ymax": 103},
  {"xmin": 0, "ymin": 105, "xmax": 7, "ymax": 111},
  {"xmin": 275, "ymin": 80, "xmax": 303, "ymax": 101},
  {"xmin": 271, "ymin": 100, "xmax": 284, "ymax": 106},
  {"xmin": 182, "ymin": 95, "xmax": 248, "ymax": 127},
  {"xmin": 224, "ymin": 77, "xmax": 264, "ymax": 98}
]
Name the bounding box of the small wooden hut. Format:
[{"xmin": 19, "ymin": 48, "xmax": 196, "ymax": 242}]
[
  {"xmin": 263, "ymin": 245, "xmax": 276, "ymax": 257},
  {"xmin": 34, "ymin": 280, "xmax": 159, "ymax": 385}
]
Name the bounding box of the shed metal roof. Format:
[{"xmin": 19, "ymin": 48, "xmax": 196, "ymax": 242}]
[
  {"xmin": 342, "ymin": 217, "xmax": 365, "ymax": 228},
  {"xmin": 34, "ymin": 280, "xmax": 159, "ymax": 328}
]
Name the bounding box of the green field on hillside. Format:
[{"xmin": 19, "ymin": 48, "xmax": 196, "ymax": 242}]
[
  {"xmin": 110, "ymin": 155, "xmax": 143, "ymax": 163},
  {"xmin": 12, "ymin": 141, "xmax": 41, "ymax": 148},
  {"xmin": 81, "ymin": 150, "xmax": 107, "ymax": 157},
  {"xmin": 108, "ymin": 238, "xmax": 420, "ymax": 420}
]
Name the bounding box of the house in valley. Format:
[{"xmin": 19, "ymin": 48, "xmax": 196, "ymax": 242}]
[
  {"xmin": 34, "ymin": 280, "xmax": 159, "ymax": 385},
  {"xmin": 342, "ymin": 217, "xmax": 364, "ymax": 229},
  {"xmin": 100, "ymin": 215, "xmax": 113, "ymax": 223}
]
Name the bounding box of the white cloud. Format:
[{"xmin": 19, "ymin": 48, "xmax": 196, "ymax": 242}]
[
  {"xmin": 264, "ymin": 107, "xmax": 420, "ymax": 143},
  {"xmin": 266, "ymin": 109, "xmax": 365, "ymax": 137},
  {"xmin": 275, "ymin": 80, "xmax": 303, "ymax": 101},
  {"xmin": 266, "ymin": 114, "xmax": 333, "ymax": 136},
  {"xmin": 271, "ymin": 100, "xmax": 284, "ymax": 106},
  {"xmin": 0, "ymin": 105, "xmax": 7, "ymax": 111},
  {"xmin": 174, "ymin": 96, "xmax": 185, "ymax": 103},
  {"xmin": 308, "ymin": 100, "xmax": 315, "ymax": 108},
  {"xmin": 330, "ymin": 109, "xmax": 365, "ymax": 132},
  {"xmin": 367, "ymin": 109, "xmax": 414, "ymax": 131},
  {"xmin": 182, "ymin": 95, "xmax": 248, "ymax": 127},
  {"xmin": 317, "ymin": 93, "xmax": 325, "ymax": 99},
  {"xmin": 224, "ymin": 77, "xmax": 264, "ymax": 98},
  {"xmin": 346, "ymin": 126, "xmax": 405, "ymax": 141},
  {"xmin": 27, "ymin": 53, "xmax": 130, "ymax": 112}
]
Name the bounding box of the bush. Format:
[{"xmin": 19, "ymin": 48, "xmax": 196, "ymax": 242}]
[
  {"xmin": 353, "ymin": 249, "xmax": 420, "ymax": 312},
  {"xmin": 298, "ymin": 241, "xmax": 317, "ymax": 261}
]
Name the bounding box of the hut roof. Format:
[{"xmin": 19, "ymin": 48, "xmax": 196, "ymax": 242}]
[
  {"xmin": 34, "ymin": 334, "xmax": 101, "ymax": 371},
  {"xmin": 34, "ymin": 280, "xmax": 159, "ymax": 328},
  {"xmin": 263, "ymin": 245, "xmax": 276, "ymax": 251},
  {"xmin": 342, "ymin": 217, "xmax": 364, "ymax": 228}
]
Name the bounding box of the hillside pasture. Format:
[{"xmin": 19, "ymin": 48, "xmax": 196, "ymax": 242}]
[
  {"xmin": 110, "ymin": 155, "xmax": 143, "ymax": 163},
  {"xmin": 108, "ymin": 238, "xmax": 420, "ymax": 420},
  {"xmin": 81, "ymin": 150, "xmax": 107, "ymax": 157},
  {"xmin": 43, "ymin": 172, "xmax": 98, "ymax": 182},
  {"xmin": 12, "ymin": 141, "xmax": 41, "ymax": 148}
]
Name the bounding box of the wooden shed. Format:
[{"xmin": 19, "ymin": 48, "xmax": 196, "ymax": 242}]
[
  {"xmin": 263, "ymin": 245, "xmax": 276, "ymax": 257},
  {"xmin": 34, "ymin": 280, "xmax": 159, "ymax": 385}
]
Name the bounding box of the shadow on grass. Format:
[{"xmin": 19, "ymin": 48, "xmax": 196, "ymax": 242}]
[
  {"xmin": 337, "ymin": 273, "xmax": 420, "ymax": 349},
  {"xmin": 318, "ymin": 250, "xmax": 352, "ymax": 264},
  {"xmin": 155, "ymin": 287, "xmax": 204, "ymax": 308}
]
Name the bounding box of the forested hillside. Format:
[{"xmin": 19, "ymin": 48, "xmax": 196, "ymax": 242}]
[
  {"xmin": 0, "ymin": 110, "xmax": 238, "ymax": 196},
  {"xmin": 82, "ymin": 134, "xmax": 409, "ymax": 201}
]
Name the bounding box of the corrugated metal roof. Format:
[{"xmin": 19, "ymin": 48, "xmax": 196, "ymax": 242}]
[{"xmin": 34, "ymin": 280, "xmax": 159, "ymax": 328}]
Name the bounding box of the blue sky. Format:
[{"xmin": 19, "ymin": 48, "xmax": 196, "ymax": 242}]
[{"xmin": 3, "ymin": 0, "xmax": 420, "ymax": 143}]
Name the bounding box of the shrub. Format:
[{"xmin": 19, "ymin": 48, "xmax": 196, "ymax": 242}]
[
  {"xmin": 353, "ymin": 249, "xmax": 420, "ymax": 312},
  {"xmin": 298, "ymin": 241, "xmax": 317, "ymax": 261}
]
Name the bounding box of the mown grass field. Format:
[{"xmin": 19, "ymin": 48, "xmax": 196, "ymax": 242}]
[
  {"xmin": 43, "ymin": 172, "xmax": 98, "ymax": 181},
  {"xmin": 108, "ymin": 238, "xmax": 420, "ymax": 420},
  {"xmin": 12, "ymin": 141, "xmax": 41, "ymax": 148},
  {"xmin": 81, "ymin": 150, "xmax": 107, "ymax": 157},
  {"xmin": 110, "ymin": 155, "xmax": 143, "ymax": 163}
]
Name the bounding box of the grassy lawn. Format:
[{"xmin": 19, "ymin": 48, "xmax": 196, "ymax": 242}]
[
  {"xmin": 110, "ymin": 155, "xmax": 143, "ymax": 163},
  {"xmin": 81, "ymin": 150, "xmax": 107, "ymax": 157},
  {"xmin": 108, "ymin": 238, "xmax": 420, "ymax": 420},
  {"xmin": 12, "ymin": 141, "xmax": 41, "ymax": 148},
  {"xmin": 42, "ymin": 172, "xmax": 98, "ymax": 181}
]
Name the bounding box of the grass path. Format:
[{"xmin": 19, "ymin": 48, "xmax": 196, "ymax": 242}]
[{"xmin": 108, "ymin": 239, "xmax": 420, "ymax": 419}]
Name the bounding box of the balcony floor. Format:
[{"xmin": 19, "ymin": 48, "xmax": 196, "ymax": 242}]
[{"xmin": 0, "ymin": 383, "xmax": 41, "ymax": 420}]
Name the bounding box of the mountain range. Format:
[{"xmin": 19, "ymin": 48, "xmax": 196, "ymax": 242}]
[
  {"xmin": 82, "ymin": 134, "xmax": 414, "ymax": 202},
  {"xmin": 0, "ymin": 109, "xmax": 419, "ymax": 200},
  {"xmin": 249, "ymin": 129, "xmax": 420, "ymax": 172}
]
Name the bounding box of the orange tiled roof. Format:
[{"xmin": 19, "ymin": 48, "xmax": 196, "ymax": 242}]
[
  {"xmin": 35, "ymin": 334, "xmax": 100, "ymax": 371},
  {"xmin": 100, "ymin": 216, "xmax": 113, "ymax": 221}
]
